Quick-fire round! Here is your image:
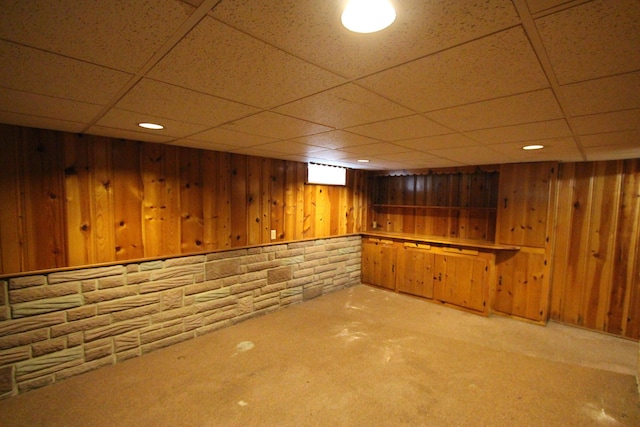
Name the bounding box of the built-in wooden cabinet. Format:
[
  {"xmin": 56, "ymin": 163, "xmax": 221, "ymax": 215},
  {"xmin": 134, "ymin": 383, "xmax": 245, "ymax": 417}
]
[
  {"xmin": 363, "ymin": 235, "xmax": 511, "ymax": 316},
  {"xmin": 361, "ymin": 238, "xmax": 396, "ymax": 290},
  {"xmin": 496, "ymin": 162, "xmax": 556, "ymax": 248},
  {"xmin": 396, "ymin": 243, "xmax": 435, "ymax": 298},
  {"xmin": 494, "ymin": 248, "xmax": 549, "ymax": 322},
  {"xmin": 433, "ymin": 251, "xmax": 488, "ymax": 313}
]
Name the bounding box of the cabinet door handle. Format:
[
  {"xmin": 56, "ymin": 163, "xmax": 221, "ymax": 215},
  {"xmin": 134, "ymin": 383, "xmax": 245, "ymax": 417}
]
[
  {"xmin": 499, "ymin": 276, "xmax": 502, "ymax": 286},
  {"xmin": 503, "ymin": 198, "xmax": 508, "ymax": 209},
  {"xmin": 438, "ymin": 273, "xmax": 442, "ymax": 282}
]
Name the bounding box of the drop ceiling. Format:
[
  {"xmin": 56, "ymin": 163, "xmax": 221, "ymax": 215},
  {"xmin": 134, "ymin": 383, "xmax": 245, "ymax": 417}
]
[{"xmin": 0, "ymin": 0, "xmax": 638, "ymax": 170}]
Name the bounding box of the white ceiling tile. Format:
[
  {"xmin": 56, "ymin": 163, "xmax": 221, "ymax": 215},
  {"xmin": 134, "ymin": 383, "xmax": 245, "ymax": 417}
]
[
  {"xmin": 221, "ymin": 112, "xmax": 332, "ymax": 140},
  {"xmin": 392, "ymin": 134, "xmax": 481, "ymax": 151},
  {"xmin": 536, "ymin": 0, "xmax": 640, "ymax": 84},
  {"xmin": 560, "ymin": 72, "xmax": 640, "ymax": 117},
  {"xmin": 117, "ymin": 79, "xmax": 260, "ymax": 127},
  {"xmin": 525, "ymin": 0, "xmax": 575, "ymax": 14},
  {"xmin": 253, "ymin": 141, "xmax": 326, "ymax": 155},
  {"xmin": 290, "ymin": 131, "xmax": 379, "ymax": 150},
  {"xmin": 345, "ymin": 115, "xmax": 451, "ymax": 141},
  {"xmin": 273, "ymin": 83, "xmax": 413, "ymax": 128},
  {"xmin": 358, "ymin": 27, "xmax": 549, "ymax": 112},
  {"xmin": 211, "ymin": 0, "xmax": 520, "ymax": 77},
  {"xmin": 340, "ymin": 143, "xmax": 412, "ymax": 156},
  {"xmin": 0, "ymin": 87, "xmax": 103, "ymax": 124},
  {"xmin": 488, "ymin": 137, "xmax": 583, "ymax": 162},
  {"xmin": 580, "ymin": 130, "xmax": 640, "ymax": 148},
  {"xmin": 584, "ymin": 146, "xmax": 640, "ymax": 161},
  {"xmin": 188, "ymin": 127, "xmax": 277, "ymax": 148},
  {"xmin": 149, "ymin": 16, "xmax": 345, "ymax": 108},
  {"xmin": 466, "ymin": 119, "xmax": 572, "ymax": 144},
  {"xmin": 304, "ymin": 150, "xmax": 355, "ymax": 161},
  {"xmin": 95, "ymin": 108, "xmax": 209, "ymax": 138},
  {"xmin": 86, "ymin": 126, "xmax": 174, "ymax": 144},
  {"xmin": 572, "ymin": 110, "xmax": 640, "ymax": 135},
  {"xmin": 425, "ymin": 90, "xmax": 564, "ymax": 131},
  {"xmin": 0, "ymin": 41, "xmax": 132, "ymax": 104},
  {"xmin": 427, "ymin": 145, "xmax": 515, "ymax": 165},
  {"xmin": 0, "ymin": 0, "xmax": 195, "ymax": 73},
  {"xmin": 169, "ymin": 139, "xmax": 239, "ymax": 153}
]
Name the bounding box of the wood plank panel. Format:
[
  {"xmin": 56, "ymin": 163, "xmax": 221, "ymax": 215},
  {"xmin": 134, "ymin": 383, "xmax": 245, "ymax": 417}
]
[
  {"xmin": 0, "ymin": 125, "xmax": 24, "ymax": 273},
  {"xmin": 111, "ymin": 140, "xmax": 143, "ymax": 260},
  {"xmin": 179, "ymin": 147, "xmax": 204, "ymax": 253},
  {"xmin": 229, "ymin": 154, "xmax": 248, "ymax": 247},
  {"xmin": 270, "ymin": 159, "xmax": 285, "ymax": 241},
  {"xmin": 495, "ymin": 249, "xmax": 546, "ymax": 321},
  {"xmin": 247, "ymin": 156, "xmax": 263, "ymax": 246},
  {"xmin": 141, "ymin": 144, "xmax": 181, "ymax": 257},
  {"xmin": 582, "ymin": 161, "xmax": 620, "ymax": 331},
  {"xmin": 608, "ymin": 159, "xmax": 640, "ymax": 336},
  {"xmin": 89, "ymin": 137, "xmax": 116, "ymax": 263},
  {"xmin": 396, "ymin": 247, "xmax": 434, "ymax": 298},
  {"xmin": 20, "ymin": 128, "xmax": 67, "ymax": 271},
  {"xmin": 63, "ymin": 135, "xmax": 94, "ymax": 266}
]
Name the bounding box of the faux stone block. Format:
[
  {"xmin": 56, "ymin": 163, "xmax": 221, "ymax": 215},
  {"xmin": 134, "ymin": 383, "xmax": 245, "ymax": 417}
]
[
  {"xmin": 140, "ymin": 324, "xmax": 184, "ymax": 345},
  {"xmin": 0, "ymin": 329, "xmax": 48, "ymax": 351},
  {"xmin": 9, "ymin": 282, "xmax": 80, "ymax": 304},
  {"xmin": 150, "ymin": 306, "xmax": 194, "ymax": 324},
  {"xmin": 114, "ymin": 332, "xmax": 139, "ymax": 353},
  {"xmin": 164, "ymin": 255, "xmax": 205, "ymax": 268},
  {"xmin": 0, "ymin": 312, "xmax": 65, "ymax": 337},
  {"xmin": 67, "ymin": 305, "xmax": 98, "ymax": 322},
  {"xmin": 192, "ymin": 287, "xmax": 230, "ymax": 304},
  {"xmin": 32, "ymin": 337, "xmax": 66, "ymax": 358},
  {"xmin": 140, "ymin": 276, "xmax": 194, "ymax": 294},
  {"xmin": 12, "ymin": 295, "xmax": 84, "ymax": 319},
  {"xmin": 0, "ymin": 347, "xmax": 30, "ymax": 365},
  {"xmin": 206, "ymin": 249, "xmax": 247, "ymax": 261},
  {"xmin": 184, "ymin": 280, "xmax": 222, "ymax": 296},
  {"xmin": 0, "ymin": 281, "xmax": 6, "ymax": 305},
  {"xmin": 268, "ymin": 267, "xmax": 292, "ymax": 284},
  {"xmin": 230, "ymin": 280, "xmax": 266, "ymax": 295},
  {"xmin": 15, "ymin": 347, "xmax": 83, "ymax": 381},
  {"xmin": 84, "ymin": 287, "xmax": 138, "ymax": 304},
  {"xmin": 150, "ymin": 264, "xmax": 203, "ymax": 281},
  {"xmin": 0, "ymin": 366, "xmax": 13, "ymax": 395},
  {"xmin": 125, "ymin": 271, "xmax": 151, "ymax": 285},
  {"xmin": 205, "ymin": 258, "xmax": 241, "ymax": 280},
  {"xmin": 84, "ymin": 318, "xmax": 149, "ymax": 343},
  {"xmin": 98, "ymin": 275, "xmax": 126, "ymax": 289},
  {"xmin": 97, "ymin": 294, "xmax": 160, "ymax": 315},
  {"xmin": 50, "ymin": 316, "xmax": 112, "ymax": 338},
  {"xmin": 111, "ymin": 304, "xmax": 160, "ymax": 322},
  {"xmin": 161, "ymin": 289, "xmax": 183, "ymax": 311},
  {"xmin": 9, "ymin": 276, "xmax": 46, "ymax": 290},
  {"xmin": 141, "ymin": 331, "xmax": 193, "ymax": 354},
  {"xmin": 48, "ymin": 266, "xmax": 125, "ymax": 284},
  {"xmin": 139, "ymin": 260, "xmax": 163, "ymax": 271},
  {"xmin": 303, "ymin": 286, "xmax": 323, "ymax": 301}
]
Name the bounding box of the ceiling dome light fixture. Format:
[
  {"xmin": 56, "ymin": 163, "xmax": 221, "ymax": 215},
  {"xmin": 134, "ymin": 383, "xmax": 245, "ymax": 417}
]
[
  {"xmin": 341, "ymin": 0, "xmax": 396, "ymax": 33},
  {"xmin": 138, "ymin": 122, "xmax": 164, "ymax": 130},
  {"xmin": 522, "ymin": 144, "xmax": 544, "ymax": 150}
]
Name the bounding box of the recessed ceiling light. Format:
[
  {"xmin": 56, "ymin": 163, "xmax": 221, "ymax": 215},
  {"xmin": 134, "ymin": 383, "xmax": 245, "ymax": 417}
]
[
  {"xmin": 522, "ymin": 144, "xmax": 544, "ymax": 150},
  {"xmin": 138, "ymin": 122, "xmax": 164, "ymax": 130},
  {"xmin": 357, "ymin": 159, "xmax": 370, "ymax": 163},
  {"xmin": 341, "ymin": 0, "xmax": 396, "ymax": 33}
]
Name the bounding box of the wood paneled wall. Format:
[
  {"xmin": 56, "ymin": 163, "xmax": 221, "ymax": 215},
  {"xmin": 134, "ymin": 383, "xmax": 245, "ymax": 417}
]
[
  {"xmin": 551, "ymin": 160, "xmax": 640, "ymax": 339},
  {"xmin": 369, "ymin": 170, "xmax": 499, "ymax": 241},
  {"xmin": 0, "ymin": 124, "xmax": 367, "ymax": 274}
]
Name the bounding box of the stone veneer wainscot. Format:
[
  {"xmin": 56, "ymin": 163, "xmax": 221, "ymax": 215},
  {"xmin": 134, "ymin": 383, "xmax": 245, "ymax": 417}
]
[{"xmin": 0, "ymin": 236, "xmax": 362, "ymax": 399}]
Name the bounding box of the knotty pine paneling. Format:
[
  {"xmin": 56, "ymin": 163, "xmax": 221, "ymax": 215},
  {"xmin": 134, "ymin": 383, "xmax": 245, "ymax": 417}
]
[
  {"xmin": 551, "ymin": 160, "xmax": 640, "ymax": 339},
  {"xmin": 0, "ymin": 124, "xmax": 367, "ymax": 275},
  {"xmin": 370, "ymin": 170, "xmax": 498, "ymax": 241}
]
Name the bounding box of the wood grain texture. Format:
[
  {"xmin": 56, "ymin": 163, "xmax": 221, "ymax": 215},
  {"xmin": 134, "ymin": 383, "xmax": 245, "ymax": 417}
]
[
  {"xmin": 369, "ymin": 170, "xmax": 498, "ymax": 242},
  {"xmin": 0, "ymin": 124, "xmax": 366, "ymax": 275},
  {"xmin": 551, "ymin": 160, "xmax": 640, "ymax": 339}
]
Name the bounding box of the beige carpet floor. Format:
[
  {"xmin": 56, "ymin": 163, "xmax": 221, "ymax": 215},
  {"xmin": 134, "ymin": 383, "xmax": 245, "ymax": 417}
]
[{"xmin": 1, "ymin": 284, "xmax": 639, "ymax": 426}]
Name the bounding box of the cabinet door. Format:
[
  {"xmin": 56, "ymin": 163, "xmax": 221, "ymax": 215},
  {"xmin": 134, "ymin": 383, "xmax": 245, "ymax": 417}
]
[
  {"xmin": 497, "ymin": 162, "xmax": 556, "ymax": 247},
  {"xmin": 495, "ymin": 249, "xmax": 548, "ymax": 322},
  {"xmin": 361, "ymin": 240, "xmax": 396, "ymax": 290},
  {"xmin": 433, "ymin": 254, "xmax": 487, "ymax": 312},
  {"xmin": 396, "ymin": 246, "xmax": 434, "ymax": 298}
]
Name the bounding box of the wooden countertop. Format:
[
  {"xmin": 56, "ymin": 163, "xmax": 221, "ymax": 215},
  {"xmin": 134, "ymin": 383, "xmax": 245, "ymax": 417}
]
[{"xmin": 362, "ymin": 231, "xmax": 520, "ymax": 251}]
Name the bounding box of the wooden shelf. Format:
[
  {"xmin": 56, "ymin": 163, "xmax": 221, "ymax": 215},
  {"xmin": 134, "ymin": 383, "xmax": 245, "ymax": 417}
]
[
  {"xmin": 371, "ymin": 204, "xmax": 497, "ymax": 211},
  {"xmin": 362, "ymin": 231, "xmax": 520, "ymax": 251}
]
